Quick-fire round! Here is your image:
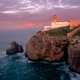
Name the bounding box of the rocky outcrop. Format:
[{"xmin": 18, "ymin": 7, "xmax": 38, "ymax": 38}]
[
  {"xmin": 25, "ymin": 30, "xmax": 69, "ymax": 62},
  {"xmin": 25, "ymin": 29, "xmax": 80, "ymax": 73},
  {"xmin": 6, "ymin": 41, "xmax": 24, "ymax": 55}
]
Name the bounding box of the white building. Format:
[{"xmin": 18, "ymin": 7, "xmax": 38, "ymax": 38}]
[{"xmin": 42, "ymin": 22, "xmax": 69, "ymax": 31}]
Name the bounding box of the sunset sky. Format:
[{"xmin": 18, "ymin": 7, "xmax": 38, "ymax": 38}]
[{"xmin": 0, "ymin": 0, "xmax": 80, "ymax": 31}]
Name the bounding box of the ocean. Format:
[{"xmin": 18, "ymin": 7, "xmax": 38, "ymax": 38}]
[
  {"xmin": 0, "ymin": 52, "xmax": 80, "ymax": 80},
  {"xmin": 0, "ymin": 27, "xmax": 40, "ymax": 49}
]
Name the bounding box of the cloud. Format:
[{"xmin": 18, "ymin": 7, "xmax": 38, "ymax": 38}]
[
  {"xmin": 53, "ymin": 4, "xmax": 80, "ymax": 9},
  {"xmin": 0, "ymin": 0, "xmax": 80, "ymax": 14},
  {"xmin": 64, "ymin": 0, "xmax": 80, "ymax": 6},
  {"xmin": 1, "ymin": 10, "xmax": 20, "ymax": 14}
]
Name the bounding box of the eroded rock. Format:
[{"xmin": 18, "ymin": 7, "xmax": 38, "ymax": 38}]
[
  {"xmin": 6, "ymin": 41, "xmax": 24, "ymax": 55},
  {"xmin": 25, "ymin": 31, "xmax": 69, "ymax": 62}
]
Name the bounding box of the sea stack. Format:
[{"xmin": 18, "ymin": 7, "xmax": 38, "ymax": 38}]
[{"xmin": 6, "ymin": 41, "xmax": 24, "ymax": 55}]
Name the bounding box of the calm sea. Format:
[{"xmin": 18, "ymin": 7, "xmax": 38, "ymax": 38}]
[{"xmin": 0, "ymin": 28, "xmax": 40, "ymax": 49}]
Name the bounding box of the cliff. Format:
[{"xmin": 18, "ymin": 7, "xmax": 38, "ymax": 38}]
[
  {"xmin": 25, "ymin": 29, "xmax": 68, "ymax": 61},
  {"xmin": 25, "ymin": 28, "xmax": 80, "ymax": 73}
]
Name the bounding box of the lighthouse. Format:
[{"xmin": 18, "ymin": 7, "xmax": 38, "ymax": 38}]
[{"xmin": 42, "ymin": 15, "xmax": 69, "ymax": 31}]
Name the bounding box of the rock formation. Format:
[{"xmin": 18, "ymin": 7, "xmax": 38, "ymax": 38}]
[
  {"xmin": 68, "ymin": 43, "xmax": 80, "ymax": 74},
  {"xmin": 25, "ymin": 30, "xmax": 69, "ymax": 62},
  {"xmin": 25, "ymin": 27, "xmax": 80, "ymax": 73},
  {"xmin": 6, "ymin": 41, "xmax": 24, "ymax": 55}
]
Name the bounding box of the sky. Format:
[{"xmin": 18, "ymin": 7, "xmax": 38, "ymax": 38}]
[{"xmin": 0, "ymin": 0, "xmax": 80, "ymax": 31}]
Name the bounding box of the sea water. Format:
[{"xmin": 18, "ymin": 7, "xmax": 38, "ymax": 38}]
[{"xmin": 0, "ymin": 52, "xmax": 80, "ymax": 80}]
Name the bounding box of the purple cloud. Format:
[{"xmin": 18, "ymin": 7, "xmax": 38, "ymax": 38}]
[
  {"xmin": 0, "ymin": 0, "xmax": 80, "ymax": 30},
  {"xmin": 0, "ymin": 0, "xmax": 80, "ymax": 14}
]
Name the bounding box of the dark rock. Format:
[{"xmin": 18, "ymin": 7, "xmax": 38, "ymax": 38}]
[
  {"xmin": 6, "ymin": 41, "xmax": 24, "ymax": 55},
  {"xmin": 68, "ymin": 43, "xmax": 80, "ymax": 74}
]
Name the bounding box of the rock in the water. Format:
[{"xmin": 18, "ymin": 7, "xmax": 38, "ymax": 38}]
[{"xmin": 6, "ymin": 41, "xmax": 24, "ymax": 55}]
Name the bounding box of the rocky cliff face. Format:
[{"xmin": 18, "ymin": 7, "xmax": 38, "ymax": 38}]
[
  {"xmin": 25, "ymin": 30, "xmax": 68, "ymax": 61},
  {"xmin": 68, "ymin": 44, "xmax": 80, "ymax": 73},
  {"xmin": 25, "ymin": 30, "xmax": 80, "ymax": 73}
]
